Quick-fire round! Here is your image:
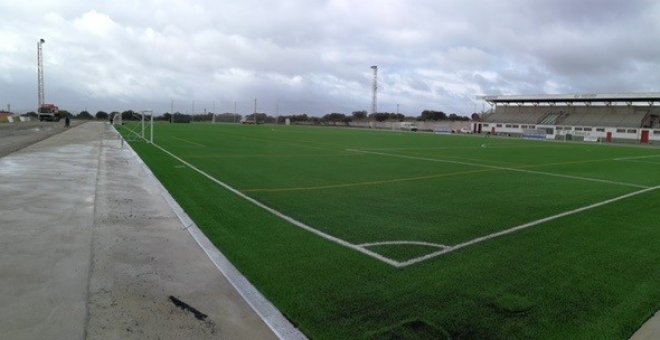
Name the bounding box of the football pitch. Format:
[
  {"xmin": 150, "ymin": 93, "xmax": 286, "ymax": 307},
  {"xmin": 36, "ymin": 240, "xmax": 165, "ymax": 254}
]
[{"xmin": 120, "ymin": 122, "xmax": 660, "ymax": 339}]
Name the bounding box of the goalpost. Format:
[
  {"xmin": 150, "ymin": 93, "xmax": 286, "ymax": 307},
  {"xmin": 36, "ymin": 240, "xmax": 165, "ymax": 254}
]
[{"xmin": 112, "ymin": 110, "xmax": 154, "ymax": 144}]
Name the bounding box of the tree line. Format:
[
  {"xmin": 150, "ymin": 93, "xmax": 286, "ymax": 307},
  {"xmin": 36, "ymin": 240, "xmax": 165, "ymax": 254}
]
[
  {"xmin": 23, "ymin": 109, "xmax": 481, "ymax": 123},
  {"xmin": 279, "ymin": 110, "xmax": 478, "ymax": 125}
]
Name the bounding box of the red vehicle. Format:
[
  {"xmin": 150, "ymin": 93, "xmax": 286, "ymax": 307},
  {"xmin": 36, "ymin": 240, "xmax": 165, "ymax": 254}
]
[{"xmin": 38, "ymin": 104, "xmax": 62, "ymax": 122}]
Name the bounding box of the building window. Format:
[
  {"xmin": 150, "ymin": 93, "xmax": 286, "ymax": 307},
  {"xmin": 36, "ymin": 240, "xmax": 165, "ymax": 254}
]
[
  {"xmin": 616, "ymin": 129, "xmax": 626, "ymax": 133},
  {"xmin": 596, "ymin": 128, "xmax": 605, "ymax": 132},
  {"xmin": 627, "ymin": 129, "xmax": 637, "ymax": 133}
]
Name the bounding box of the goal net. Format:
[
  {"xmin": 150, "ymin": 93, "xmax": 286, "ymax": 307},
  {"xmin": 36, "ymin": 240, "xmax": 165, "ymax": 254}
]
[{"xmin": 112, "ymin": 111, "xmax": 153, "ymax": 143}]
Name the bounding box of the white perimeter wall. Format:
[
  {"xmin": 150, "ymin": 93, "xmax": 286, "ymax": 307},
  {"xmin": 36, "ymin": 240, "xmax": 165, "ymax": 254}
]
[{"xmin": 477, "ymin": 122, "xmax": 660, "ymax": 142}]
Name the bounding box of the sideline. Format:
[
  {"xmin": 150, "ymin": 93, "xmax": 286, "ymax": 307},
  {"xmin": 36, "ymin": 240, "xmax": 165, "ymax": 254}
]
[
  {"xmin": 115, "ymin": 126, "xmax": 307, "ymax": 340},
  {"xmin": 117, "ymin": 125, "xmax": 660, "ymax": 269}
]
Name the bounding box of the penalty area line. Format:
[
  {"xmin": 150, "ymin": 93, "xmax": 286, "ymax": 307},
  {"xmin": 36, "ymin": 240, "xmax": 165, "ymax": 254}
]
[
  {"xmin": 147, "ymin": 142, "xmax": 403, "ymax": 268},
  {"xmin": 359, "ymin": 240, "xmax": 449, "ymax": 249},
  {"xmin": 172, "ymin": 136, "xmax": 207, "ymax": 147},
  {"xmin": 398, "ymin": 184, "xmax": 660, "ymax": 267},
  {"xmin": 347, "ymin": 149, "xmax": 650, "ymax": 189}
]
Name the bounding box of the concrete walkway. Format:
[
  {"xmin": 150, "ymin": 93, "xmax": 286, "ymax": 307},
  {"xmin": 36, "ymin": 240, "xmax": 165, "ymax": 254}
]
[
  {"xmin": 631, "ymin": 311, "xmax": 660, "ymax": 340},
  {"xmin": 0, "ymin": 122, "xmax": 278, "ymax": 339}
]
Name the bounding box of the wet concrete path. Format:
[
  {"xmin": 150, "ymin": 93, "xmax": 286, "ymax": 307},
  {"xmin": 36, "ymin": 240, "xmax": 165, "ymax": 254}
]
[{"xmin": 0, "ymin": 122, "xmax": 278, "ymax": 339}]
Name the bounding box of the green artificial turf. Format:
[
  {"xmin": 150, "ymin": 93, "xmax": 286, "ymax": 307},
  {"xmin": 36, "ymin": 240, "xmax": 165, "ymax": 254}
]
[{"xmin": 120, "ymin": 122, "xmax": 660, "ymax": 339}]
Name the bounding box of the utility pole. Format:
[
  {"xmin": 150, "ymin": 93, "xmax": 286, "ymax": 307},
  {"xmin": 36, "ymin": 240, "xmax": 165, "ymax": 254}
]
[
  {"xmin": 234, "ymin": 100, "xmax": 237, "ymax": 123},
  {"xmin": 253, "ymin": 98, "xmax": 257, "ymax": 123},
  {"xmin": 370, "ymin": 65, "xmax": 378, "ymax": 115},
  {"xmin": 212, "ymin": 100, "xmax": 216, "ymax": 123},
  {"xmin": 37, "ymin": 38, "xmax": 45, "ymax": 112}
]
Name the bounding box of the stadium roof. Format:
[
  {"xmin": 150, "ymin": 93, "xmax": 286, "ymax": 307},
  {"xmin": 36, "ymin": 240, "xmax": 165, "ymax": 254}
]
[{"xmin": 478, "ymin": 92, "xmax": 660, "ymax": 104}]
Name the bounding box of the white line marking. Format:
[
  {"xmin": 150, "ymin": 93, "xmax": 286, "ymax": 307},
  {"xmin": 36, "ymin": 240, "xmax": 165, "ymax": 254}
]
[
  {"xmin": 613, "ymin": 154, "xmax": 660, "ymax": 161},
  {"xmin": 347, "ymin": 149, "xmax": 650, "ymax": 189},
  {"xmin": 398, "ymin": 184, "xmax": 660, "ymax": 267},
  {"xmin": 112, "ymin": 126, "xmax": 307, "ymax": 339},
  {"xmin": 172, "ymin": 136, "xmax": 206, "ymax": 147},
  {"xmin": 356, "ymin": 144, "xmax": 564, "ymax": 152},
  {"xmin": 619, "ymin": 159, "xmax": 660, "ymax": 166},
  {"xmin": 120, "ymin": 127, "xmax": 660, "ymax": 269},
  {"xmin": 359, "ymin": 240, "xmax": 449, "ymax": 249},
  {"xmin": 149, "ymin": 142, "xmax": 402, "ymax": 267}
]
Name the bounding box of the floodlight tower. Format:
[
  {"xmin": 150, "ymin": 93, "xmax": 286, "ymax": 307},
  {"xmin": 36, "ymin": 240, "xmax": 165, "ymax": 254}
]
[
  {"xmin": 37, "ymin": 38, "xmax": 46, "ymax": 110},
  {"xmin": 370, "ymin": 65, "xmax": 378, "ymax": 115}
]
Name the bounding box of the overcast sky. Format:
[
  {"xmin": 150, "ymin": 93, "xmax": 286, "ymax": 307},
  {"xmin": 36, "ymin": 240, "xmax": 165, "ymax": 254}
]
[{"xmin": 1, "ymin": 0, "xmax": 660, "ymax": 116}]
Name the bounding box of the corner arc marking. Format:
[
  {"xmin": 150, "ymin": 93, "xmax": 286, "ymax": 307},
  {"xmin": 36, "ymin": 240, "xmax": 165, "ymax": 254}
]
[
  {"xmin": 359, "ymin": 240, "xmax": 449, "ymax": 249},
  {"xmin": 144, "ymin": 138, "xmax": 402, "ymax": 268}
]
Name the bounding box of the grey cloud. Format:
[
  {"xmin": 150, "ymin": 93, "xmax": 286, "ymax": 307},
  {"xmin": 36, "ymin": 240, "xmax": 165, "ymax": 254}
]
[{"xmin": 1, "ymin": 0, "xmax": 659, "ymax": 116}]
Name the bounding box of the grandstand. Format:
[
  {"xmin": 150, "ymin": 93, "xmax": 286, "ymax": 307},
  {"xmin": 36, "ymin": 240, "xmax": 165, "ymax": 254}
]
[{"xmin": 476, "ymin": 93, "xmax": 660, "ymax": 144}]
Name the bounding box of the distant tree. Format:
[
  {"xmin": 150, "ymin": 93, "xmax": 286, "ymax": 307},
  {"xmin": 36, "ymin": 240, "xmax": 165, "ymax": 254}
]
[
  {"xmin": 447, "ymin": 114, "xmax": 470, "ymax": 121},
  {"xmin": 161, "ymin": 112, "xmax": 172, "ymax": 122},
  {"xmin": 351, "ymin": 110, "xmax": 367, "ymax": 120},
  {"xmin": 278, "ymin": 114, "xmax": 309, "ymax": 124},
  {"xmin": 25, "ymin": 111, "xmax": 38, "ymax": 118},
  {"xmin": 95, "ymin": 111, "xmax": 108, "ymax": 120},
  {"xmin": 368, "ymin": 112, "xmax": 388, "ymax": 122},
  {"xmin": 471, "ymin": 113, "xmax": 481, "ymax": 121},
  {"xmin": 322, "ymin": 113, "xmax": 350, "ymax": 124},
  {"xmin": 59, "ymin": 110, "xmax": 72, "ymax": 118},
  {"xmin": 418, "ymin": 110, "xmax": 447, "ymax": 121},
  {"xmin": 172, "ymin": 112, "xmax": 192, "ymax": 123},
  {"xmin": 76, "ymin": 110, "xmax": 93, "ymax": 119},
  {"xmin": 198, "ymin": 112, "xmax": 214, "ymax": 121},
  {"xmin": 121, "ymin": 110, "xmax": 136, "ymax": 121},
  {"xmin": 293, "ymin": 114, "xmax": 309, "ymax": 122},
  {"xmin": 368, "ymin": 112, "xmax": 405, "ymax": 122}
]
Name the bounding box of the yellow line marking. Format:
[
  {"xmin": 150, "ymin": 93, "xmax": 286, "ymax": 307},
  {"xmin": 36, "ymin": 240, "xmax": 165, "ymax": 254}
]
[
  {"xmin": 242, "ymin": 168, "xmax": 498, "ymax": 193},
  {"xmin": 349, "ymin": 149, "xmax": 649, "ymax": 189},
  {"xmin": 520, "ymin": 158, "xmax": 614, "ymax": 169},
  {"xmin": 186, "ymin": 153, "xmax": 359, "ymax": 159},
  {"xmin": 172, "ymin": 137, "xmax": 206, "ymax": 147},
  {"xmin": 241, "ymin": 157, "xmax": 628, "ymax": 193}
]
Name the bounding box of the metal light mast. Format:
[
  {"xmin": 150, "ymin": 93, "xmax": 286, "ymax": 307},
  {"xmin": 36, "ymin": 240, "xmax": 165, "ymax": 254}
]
[
  {"xmin": 253, "ymin": 98, "xmax": 257, "ymax": 123},
  {"xmin": 370, "ymin": 65, "xmax": 378, "ymax": 115},
  {"xmin": 37, "ymin": 39, "xmax": 45, "ymax": 110}
]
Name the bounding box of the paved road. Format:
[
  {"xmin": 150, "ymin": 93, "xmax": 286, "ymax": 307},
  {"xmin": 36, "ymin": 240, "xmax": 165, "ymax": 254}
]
[
  {"xmin": 0, "ymin": 120, "xmax": 84, "ymax": 157},
  {"xmin": 0, "ymin": 122, "xmax": 278, "ymax": 339}
]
